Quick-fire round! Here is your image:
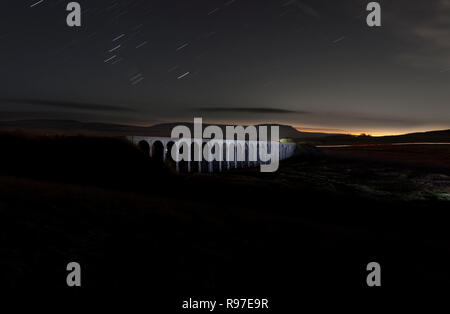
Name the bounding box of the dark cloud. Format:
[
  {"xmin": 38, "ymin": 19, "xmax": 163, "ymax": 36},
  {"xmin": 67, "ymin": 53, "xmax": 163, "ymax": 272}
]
[
  {"xmin": 388, "ymin": 0, "xmax": 450, "ymax": 70},
  {"xmin": 194, "ymin": 107, "xmax": 309, "ymax": 114},
  {"xmin": 0, "ymin": 111, "xmax": 98, "ymax": 121},
  {"xmin": 0, "ymin": 98, "xmax": 135, "ymax": 113},
  {"xmin": 296, "ymin": 111, "xmax": 434, "ymax": 128}
]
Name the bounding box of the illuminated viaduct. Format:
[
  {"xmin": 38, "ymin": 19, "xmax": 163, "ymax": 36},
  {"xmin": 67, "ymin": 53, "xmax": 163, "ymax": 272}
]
[{"xmin": 127, "ymin": 136, "xmax": 296, "ymax": 173}]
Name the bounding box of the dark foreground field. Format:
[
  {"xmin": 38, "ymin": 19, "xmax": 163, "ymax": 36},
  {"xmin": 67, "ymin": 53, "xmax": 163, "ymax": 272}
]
[{"xmin": 0, "ymin": 133, "xmax": 449, "ymax": 304}]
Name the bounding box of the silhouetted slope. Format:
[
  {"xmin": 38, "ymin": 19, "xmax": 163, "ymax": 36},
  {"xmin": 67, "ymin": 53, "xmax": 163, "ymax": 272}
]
[
  {"xmin": 0, "ymin": 133, "xmax": 171, "ymax": 190},
  {"xmin": 0, "ymin": 132, "xmax": 449, "ymax": 292}
]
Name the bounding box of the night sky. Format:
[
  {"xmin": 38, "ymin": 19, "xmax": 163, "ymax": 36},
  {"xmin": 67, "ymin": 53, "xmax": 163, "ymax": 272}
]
[{"xmin": 0, "ymin": 0, "xmax": 449, "ymax": 135}]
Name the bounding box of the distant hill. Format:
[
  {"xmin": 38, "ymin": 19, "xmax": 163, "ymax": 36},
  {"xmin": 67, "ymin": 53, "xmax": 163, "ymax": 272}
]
[
  {"xmin": 0, "ymin": 119, "xmax": 335, "ymax": 139},
  {"xmin": 383, "ymin": 129, "xmax": 450, "ymax": 143},
  {"xmin": 309, "ymin": 129, "xmax": 450, "ymax": 145}
]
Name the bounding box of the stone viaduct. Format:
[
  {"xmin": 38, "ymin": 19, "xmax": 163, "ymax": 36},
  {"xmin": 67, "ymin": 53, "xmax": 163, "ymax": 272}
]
[{"xmin": 127, "ymin": 136, "xmax": 296, "ymax": 173}]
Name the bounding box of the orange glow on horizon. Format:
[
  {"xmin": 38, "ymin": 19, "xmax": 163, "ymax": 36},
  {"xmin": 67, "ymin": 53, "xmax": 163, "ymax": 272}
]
[
  {"xmin": 294, "ymin": 128, "xmax": 408, "ymax": 137},
  {"xmin": 295, "ymin": 126, "xmax": 449, "ymax": 137}
]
